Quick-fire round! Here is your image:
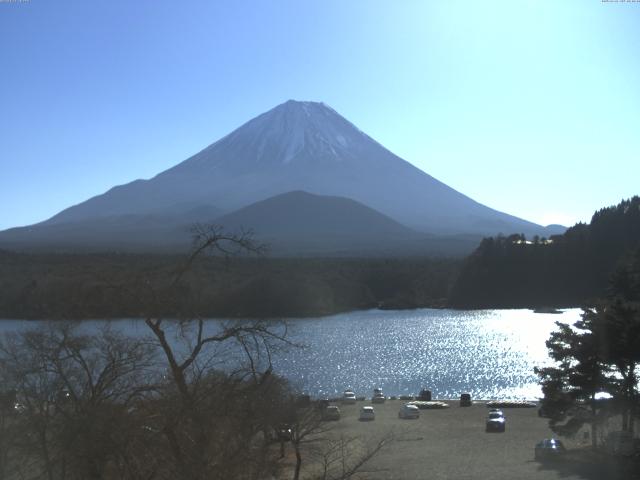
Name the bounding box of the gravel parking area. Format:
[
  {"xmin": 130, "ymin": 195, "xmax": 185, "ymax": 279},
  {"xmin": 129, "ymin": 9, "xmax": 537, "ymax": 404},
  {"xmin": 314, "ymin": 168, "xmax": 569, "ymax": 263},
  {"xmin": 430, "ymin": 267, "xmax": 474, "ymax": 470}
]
[{"xmin": 286, "ymin": 400, "xmax": 639, "ymax": 480}]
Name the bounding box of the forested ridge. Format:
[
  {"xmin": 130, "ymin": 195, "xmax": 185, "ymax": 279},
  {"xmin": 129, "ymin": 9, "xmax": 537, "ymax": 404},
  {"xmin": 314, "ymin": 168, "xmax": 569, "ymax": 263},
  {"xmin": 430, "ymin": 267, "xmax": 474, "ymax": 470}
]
[
  {"xmin": 449, "ymin": 196, "xmax": 640, "ymax": 308},
  {"xmin": 0, "ymin": 252, "xmax": 458, "ymax": 319},
  {"xmin": 2, "ymin": 197, "xmax": 639, "ymax": 319}
]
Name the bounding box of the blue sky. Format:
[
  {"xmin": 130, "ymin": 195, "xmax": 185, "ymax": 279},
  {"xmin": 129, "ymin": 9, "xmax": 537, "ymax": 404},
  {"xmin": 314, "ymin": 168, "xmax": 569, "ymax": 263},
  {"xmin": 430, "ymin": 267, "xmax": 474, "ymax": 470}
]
[{"xmin": 1, "ymin": 0, "xmax": 639, "ymax": 231}]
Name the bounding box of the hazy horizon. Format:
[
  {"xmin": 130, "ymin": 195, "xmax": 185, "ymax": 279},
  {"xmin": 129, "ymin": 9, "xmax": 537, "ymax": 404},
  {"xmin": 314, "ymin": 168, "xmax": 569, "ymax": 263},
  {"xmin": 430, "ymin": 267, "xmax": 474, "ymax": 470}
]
[{"xmin": 1, "ymin": 1, "xmax": 639, "ymax": 231}]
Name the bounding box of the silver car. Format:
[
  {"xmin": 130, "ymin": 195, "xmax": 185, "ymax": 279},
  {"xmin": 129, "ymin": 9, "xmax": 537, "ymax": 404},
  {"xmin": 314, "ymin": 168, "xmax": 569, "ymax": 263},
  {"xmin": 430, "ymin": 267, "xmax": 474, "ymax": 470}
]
[
  {"xmin": 359, "ymin": 406, "xmax": 375, "ymax": 421},
  {"xmin": 398, "ymin": 403, "xmax": 420, "ymax": 419}
]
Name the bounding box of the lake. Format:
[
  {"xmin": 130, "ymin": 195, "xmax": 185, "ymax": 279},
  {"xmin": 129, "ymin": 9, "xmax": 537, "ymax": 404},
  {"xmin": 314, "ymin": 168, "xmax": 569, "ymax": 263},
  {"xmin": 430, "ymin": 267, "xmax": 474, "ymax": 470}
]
[{"xmin": 0, "ymin": 308, "xmax": 580, "ymax": 400}]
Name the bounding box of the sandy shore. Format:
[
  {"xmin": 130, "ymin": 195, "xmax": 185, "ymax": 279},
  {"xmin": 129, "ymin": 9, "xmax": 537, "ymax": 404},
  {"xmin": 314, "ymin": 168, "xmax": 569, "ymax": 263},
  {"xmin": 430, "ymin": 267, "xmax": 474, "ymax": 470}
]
[{"xmin": 284, "ymin": 399, "xmax": 639, "ymax": 480}]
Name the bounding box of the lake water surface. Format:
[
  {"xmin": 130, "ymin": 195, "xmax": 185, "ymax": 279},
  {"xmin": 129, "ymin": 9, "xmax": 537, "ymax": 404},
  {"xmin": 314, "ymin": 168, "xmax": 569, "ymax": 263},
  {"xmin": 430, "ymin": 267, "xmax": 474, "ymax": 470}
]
[{"xmin": 0, "ymin": 308, "xmax": 580, "ymax": 400}]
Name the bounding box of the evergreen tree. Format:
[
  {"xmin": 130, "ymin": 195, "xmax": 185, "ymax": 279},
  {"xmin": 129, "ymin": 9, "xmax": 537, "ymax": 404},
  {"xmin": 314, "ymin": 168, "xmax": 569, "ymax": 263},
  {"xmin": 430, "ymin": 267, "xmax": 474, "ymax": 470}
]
[{"xmin": 536, "ymin": 249, "xmax": 640, "ymax": 446}]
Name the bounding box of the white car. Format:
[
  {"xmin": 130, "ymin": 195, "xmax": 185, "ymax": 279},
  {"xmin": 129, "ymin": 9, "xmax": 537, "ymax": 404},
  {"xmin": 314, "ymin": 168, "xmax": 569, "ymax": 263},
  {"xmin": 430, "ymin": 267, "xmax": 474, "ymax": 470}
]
[
  {"xmin": 486, "ymin": 410, "xmax": 506, "ymax": 432},
  {"xmin": 342, "ymin": 390, "xmax": 357, "ymax": 404},
  {"xmin": 398, "ymin": 403, "xmax": 420, "ymax": 419},
  {"xmin": 323, "ymin": 405, "xmax": 341, "ymax": 421},
  {"xmin": 359, "ymin": 406, "xmax": 375, "ymax": 421}
]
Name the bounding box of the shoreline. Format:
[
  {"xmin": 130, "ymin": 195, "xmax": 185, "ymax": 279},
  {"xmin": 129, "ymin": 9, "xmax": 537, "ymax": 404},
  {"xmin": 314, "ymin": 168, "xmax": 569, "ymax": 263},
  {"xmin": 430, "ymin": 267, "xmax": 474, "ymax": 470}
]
[{"xmin": 0, "ymin": 303, "xmax": 581, "ymax": 322}]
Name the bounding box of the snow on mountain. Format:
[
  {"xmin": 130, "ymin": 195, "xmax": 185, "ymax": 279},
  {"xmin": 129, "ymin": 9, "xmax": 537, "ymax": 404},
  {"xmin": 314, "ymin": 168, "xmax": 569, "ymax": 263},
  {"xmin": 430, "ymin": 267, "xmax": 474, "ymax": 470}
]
[{"xmin": 27, "ymin": 100, "xmax": 546, "ymax": 237}]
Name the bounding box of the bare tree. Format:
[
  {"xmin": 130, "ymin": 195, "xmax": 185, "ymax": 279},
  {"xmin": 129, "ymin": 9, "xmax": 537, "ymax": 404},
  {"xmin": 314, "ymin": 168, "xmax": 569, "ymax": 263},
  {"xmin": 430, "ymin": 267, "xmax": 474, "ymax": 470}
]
[
  {"xmin": 136, "ymin": 225, "xmax": 397, "ymax": 480},
  {"xmin": 283, "ymin": 403, "xmax": 396, "ymax": 480},
  {"xmin": 0, "ymin": 323, "xmax": 157, "ymax": 480},
  {"xmin": 289, "ymin": 405, "xmax": 331, "ymax": 480},
  {"xmin": 309, "ymin": 433, "xmax": 394, "ymax": 480},
  {"xmin": 0, "ymin": 389, "xmax": 20, "ymax": 480},
  {"xmin": 138, "ymin": 224, "xmax": 296, "ymax": 480},
  {"xmin": 0, "ymin": 224, "xmax": 394, "ymax": 480}
]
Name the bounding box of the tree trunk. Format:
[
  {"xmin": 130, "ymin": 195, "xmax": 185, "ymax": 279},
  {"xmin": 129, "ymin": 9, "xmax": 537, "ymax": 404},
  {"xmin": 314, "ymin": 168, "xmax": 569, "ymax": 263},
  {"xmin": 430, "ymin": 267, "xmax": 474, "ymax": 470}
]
[
  {"xmin": 621, "ymin": 368, "xmax": 633, "ymax": 432},
  {"xmin": 39, "ymin": 425, "xmax": 55, "ymax": 480},
  {"xmin": 293, "ymin": 442, "xmax": 302, "ymax": 480},
  {"xmin": 590, "ymin": 399, "xmax": 598, "ymax": 449},
  {"xmin": 629, "ymin": 366, "xmax": 636, "ymax": 435},
  {"xmin": 0, "ymin": 412, "xmax": 6, "ymax": 480}
]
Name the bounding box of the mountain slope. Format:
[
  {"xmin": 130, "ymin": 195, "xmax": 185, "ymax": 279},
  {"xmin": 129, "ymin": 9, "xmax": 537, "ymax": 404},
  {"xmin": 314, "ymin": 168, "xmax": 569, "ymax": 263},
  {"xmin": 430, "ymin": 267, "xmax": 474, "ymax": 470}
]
[
  {"xmin": 0, "ymin": 206, "xmax": 221, "ymax": 252},
  {"xmin": 214, "ymin": 190, "xmax": 425, "ymax": 255},
  {"xmin": 40, "ymin": 100, "xmax": 548, "ymax": 237},
  {"xmin": 217, "ymin": 190, "xmax": 416, "ymax": 237}
]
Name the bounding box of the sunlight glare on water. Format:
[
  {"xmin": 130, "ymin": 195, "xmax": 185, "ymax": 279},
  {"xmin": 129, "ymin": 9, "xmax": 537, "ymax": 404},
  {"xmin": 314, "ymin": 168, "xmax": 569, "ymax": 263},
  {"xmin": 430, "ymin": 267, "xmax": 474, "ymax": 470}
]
[
  {"xmin": 275, "ymin": 308, "xmax": 581, "ymax": 400},
  {"xmin": 0, "ymin": 308, "xmax": 581, "ymax": 400}
]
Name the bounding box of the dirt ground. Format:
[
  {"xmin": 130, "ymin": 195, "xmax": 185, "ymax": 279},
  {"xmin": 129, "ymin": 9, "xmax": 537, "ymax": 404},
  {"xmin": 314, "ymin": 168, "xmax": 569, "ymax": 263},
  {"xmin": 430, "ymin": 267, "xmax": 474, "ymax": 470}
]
[{"xmin": 281, "ymin": 400, "xmax": 639, "ymax": 480}]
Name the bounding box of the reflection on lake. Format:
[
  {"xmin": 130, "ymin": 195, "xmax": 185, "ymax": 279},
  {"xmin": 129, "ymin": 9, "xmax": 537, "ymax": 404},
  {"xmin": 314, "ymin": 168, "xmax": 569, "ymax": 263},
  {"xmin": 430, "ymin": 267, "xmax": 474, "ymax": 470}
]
[
  {"xmin": 280, "ymin": 308, "xmax": 580, "ymax": 400},
  {"xmin": 0, "ymin": 308, "xmax": 580, "ymax": 400}
]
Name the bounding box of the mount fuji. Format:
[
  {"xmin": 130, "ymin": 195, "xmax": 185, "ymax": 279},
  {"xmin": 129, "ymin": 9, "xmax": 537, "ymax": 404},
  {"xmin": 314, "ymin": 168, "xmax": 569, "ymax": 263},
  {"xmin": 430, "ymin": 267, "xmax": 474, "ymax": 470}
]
[{"xmin": 0, "ymin": 100, "xmax": 561, "ymax": 254}]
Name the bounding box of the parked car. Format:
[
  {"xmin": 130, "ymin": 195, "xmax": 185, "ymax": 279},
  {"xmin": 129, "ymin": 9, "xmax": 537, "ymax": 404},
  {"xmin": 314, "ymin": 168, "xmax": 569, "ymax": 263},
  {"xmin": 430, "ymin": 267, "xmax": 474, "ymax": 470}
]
[
  {"xmin": 342, "ymin": 390, "xmax": 357, "ymax": 404},
  {"xmin": 359, "ymin": 406, "xmax": 375, "ymax": 421},
  {"xmin": 323, "ymin": 405, "xmax": 341, "ymax": 421},
  {"xmin": 534, "ymin": 438, "xmax": 566, "ymax": 461},
  {"xmin": 460, "ymin": 393, "xmax": 472, "ymax": 407},
  {"xmin": 372, "ymin": 388, "xmax": 386, "ymax": 403},
  {"xmin": 485, "ymin": 410, "xmax": 506, "ymax": 432},
  {"xmin": 398, "ymin": 403, "xmax": 420, "ymax": 419}
]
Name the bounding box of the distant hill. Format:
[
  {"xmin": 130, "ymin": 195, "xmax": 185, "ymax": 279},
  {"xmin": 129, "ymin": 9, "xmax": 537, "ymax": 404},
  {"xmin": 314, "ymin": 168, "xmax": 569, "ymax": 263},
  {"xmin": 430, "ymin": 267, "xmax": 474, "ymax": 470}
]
[
  {"xmin": 0, "ymin": 191, "xmax": 483, "ymax": 256},
  {"xmin": 0, "ymin": 100, "xmax": 559, "ymax": 255},
  {"xmin": 215, "ymin": 190, "xmax": 427, "ymax": 255},
  {"xmin": 218, "ymin": 190, "xmax": 415, "ymax": 236},
  {"xmin": 449, "ymin": 196, "xmax": 640, "ymax": 308}
]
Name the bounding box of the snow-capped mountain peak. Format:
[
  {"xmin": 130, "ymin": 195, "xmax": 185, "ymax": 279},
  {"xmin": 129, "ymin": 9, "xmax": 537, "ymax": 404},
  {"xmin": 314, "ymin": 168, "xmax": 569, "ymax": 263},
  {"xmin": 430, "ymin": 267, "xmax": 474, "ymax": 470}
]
[
  {"xmin": 171, "ymin": 100, "xmax": 377, "ymax": 173},
  {"xmin": 34, "ymin": 100, "xmax": 547, "ymax": 238}
]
